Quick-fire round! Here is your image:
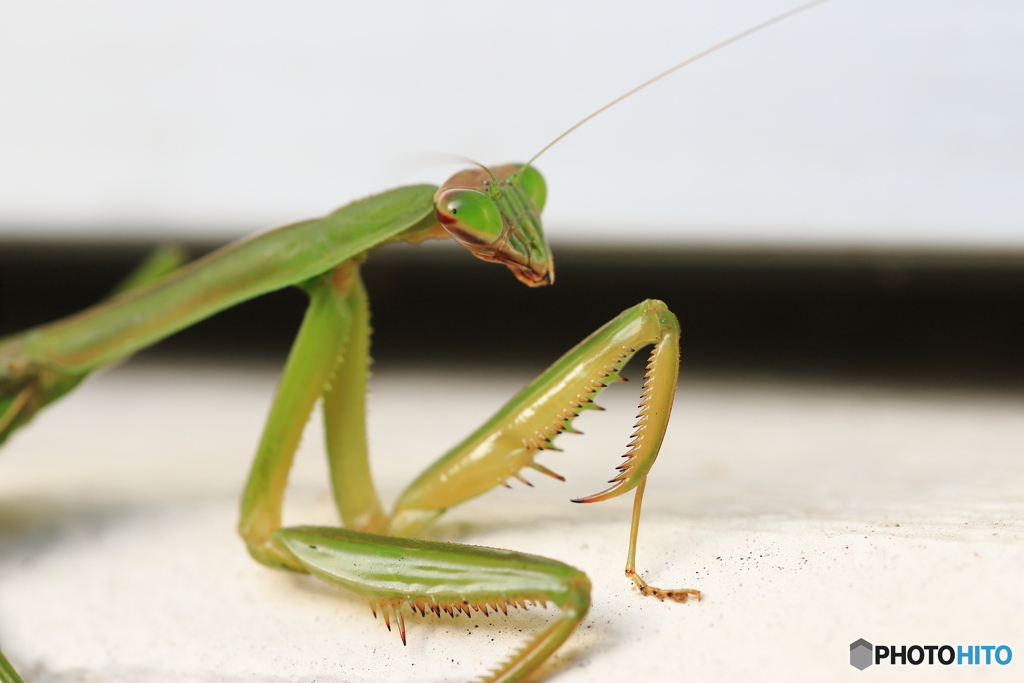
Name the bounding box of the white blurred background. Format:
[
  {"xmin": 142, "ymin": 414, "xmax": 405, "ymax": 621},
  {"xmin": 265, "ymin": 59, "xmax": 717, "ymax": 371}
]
[
  {"xmin": 1, "ymin": 0, "xmax": 1020, "ymax": 246},
  {"xmin": 2, "ymin": 5, "xmax": 1023, "ymax": 681}
]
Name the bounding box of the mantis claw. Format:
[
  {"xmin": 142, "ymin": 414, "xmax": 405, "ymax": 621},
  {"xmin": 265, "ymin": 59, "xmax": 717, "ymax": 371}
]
[
  {"xmin": 390, "ymin": 301, "xmax": 679, "ymax": 537},
  {"xmin": 569, "ymin": 311, "xmax": 679, "ymax": 505}
]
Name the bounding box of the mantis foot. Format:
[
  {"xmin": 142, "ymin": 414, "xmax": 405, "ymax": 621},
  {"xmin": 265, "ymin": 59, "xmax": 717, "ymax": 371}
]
[{"xmin": 627, "ymin": 569, "xmax": 702, "ymax": 603}]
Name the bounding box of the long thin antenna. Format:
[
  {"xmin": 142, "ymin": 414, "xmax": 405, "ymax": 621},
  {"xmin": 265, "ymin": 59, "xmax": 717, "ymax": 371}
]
[{"xmin": 523, "ymin": 0, "xmax": 832, "ymax": 169}]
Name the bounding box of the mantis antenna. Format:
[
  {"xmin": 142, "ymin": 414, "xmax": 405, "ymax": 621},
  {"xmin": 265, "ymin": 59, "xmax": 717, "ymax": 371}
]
[{"xmin": 521, "ymin": 0, "xmax": 833, "ymax": 171}]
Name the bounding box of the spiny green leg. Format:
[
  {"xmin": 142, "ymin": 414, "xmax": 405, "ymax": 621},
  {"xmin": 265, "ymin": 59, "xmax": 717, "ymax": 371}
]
[
  {"xmin": 321, "ymin": 269, "xmax": 388, "ymax": 534},
  {"xmin": 238, "ymin": 261, "xmax": 364, "ymax": 570},
  {"xmin": 390, "ymin": 299, "xmax": 699, "ymax": 599},
  {"xmin": 275, "ymin": 526, "xmax": 591, "ymax": 683}
]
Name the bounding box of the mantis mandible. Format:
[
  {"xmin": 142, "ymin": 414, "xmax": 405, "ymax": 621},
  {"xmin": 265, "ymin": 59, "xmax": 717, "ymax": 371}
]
[{"xmin": 0, "ymin": 3, "xmax": 829, "ymax": 682}]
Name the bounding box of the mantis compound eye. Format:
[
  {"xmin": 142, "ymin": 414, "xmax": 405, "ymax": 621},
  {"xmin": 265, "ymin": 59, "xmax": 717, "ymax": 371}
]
[
  {"xmin": 435, "ymin": 188, "xmax": 504, "ymax": 246},
  {"xmin": 513, "ymin": 165, "xmax": 547, "ymax": 212},
  {"xmin": 434, "ymin": 164, "xmax": 553, "ymax": 287}
]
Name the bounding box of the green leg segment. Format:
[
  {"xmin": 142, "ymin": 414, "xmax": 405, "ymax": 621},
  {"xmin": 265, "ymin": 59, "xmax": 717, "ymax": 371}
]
[
  {"xmin": 238, "ymin": 261, "xmax": 366, "ymax": 570},
  {"xmin": 275, "ymin": 526, "xmax": 591, "ymax": 683},
  {"xmin": 321, "ymin": 270, "xmax": 388, "ymax": 534},
  {"xmin": 0, "ymin": 647, "xmax": 25, "ymax": 683},
  {"xmin": 390, "ymin": 299, "xmax": 682, "ymax": 536},
  {"xmin": 386, "ymin": 298, "xmax": 698, "ymax": 601}
]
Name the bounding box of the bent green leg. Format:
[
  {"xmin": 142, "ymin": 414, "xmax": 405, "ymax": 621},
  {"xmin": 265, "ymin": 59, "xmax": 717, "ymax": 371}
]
[
  {"xmin": 276, "ymin": 526, "xmax": 591, "ymax": 683},
  {"xmin": 321, "ymin": 270, "xmax": 388, "ymax": 535},
  {"xmin": 389, "ymin": 299, "xmax": 699, "ymax": 598},
  {"xmin": 238, "ymin": 261, "xmax": 366, "ymax": 570}
]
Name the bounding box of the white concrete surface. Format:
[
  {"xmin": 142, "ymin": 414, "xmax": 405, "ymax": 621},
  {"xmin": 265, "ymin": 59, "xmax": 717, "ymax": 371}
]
[{"xmin": 0, "ymin": 361, "xmax": 1022, "ymax": 682}]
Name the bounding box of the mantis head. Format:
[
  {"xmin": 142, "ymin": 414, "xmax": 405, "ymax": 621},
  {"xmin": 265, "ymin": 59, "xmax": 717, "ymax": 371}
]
[{"xmin": 434, "ymin": 164, "xmax": 554, "ymax": 287}]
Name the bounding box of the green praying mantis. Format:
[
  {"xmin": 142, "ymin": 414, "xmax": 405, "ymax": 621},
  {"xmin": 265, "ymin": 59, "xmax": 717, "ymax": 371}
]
[{"xmin": 0, "ymin": 2, "xmax": 831, "ymax": 682}]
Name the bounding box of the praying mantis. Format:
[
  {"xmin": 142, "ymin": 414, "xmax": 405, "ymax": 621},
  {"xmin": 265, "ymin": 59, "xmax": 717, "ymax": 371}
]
[{"xmin": 0, "ymin": 3, "xmax": 831, "ymax": 682}]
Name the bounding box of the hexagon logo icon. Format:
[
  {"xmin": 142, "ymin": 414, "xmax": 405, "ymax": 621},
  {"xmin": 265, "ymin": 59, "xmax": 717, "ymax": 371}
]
[{"xmin": 850, "ymin": 639, "xmax": 873, "ymax": 670}]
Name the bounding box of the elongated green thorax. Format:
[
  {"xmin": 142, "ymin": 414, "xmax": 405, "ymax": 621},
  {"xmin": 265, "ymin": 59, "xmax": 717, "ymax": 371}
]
[{"xmin": 434, "ymin": 164, "xmax": 553, "ymax": 287}]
